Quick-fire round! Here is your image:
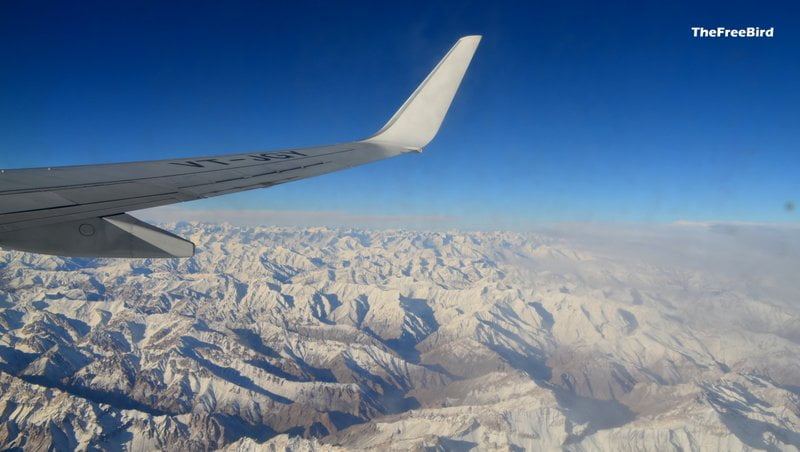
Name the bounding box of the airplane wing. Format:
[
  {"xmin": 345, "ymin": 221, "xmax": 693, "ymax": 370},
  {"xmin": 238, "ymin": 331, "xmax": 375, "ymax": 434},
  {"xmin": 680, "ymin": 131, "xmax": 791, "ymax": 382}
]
[{"xmin": 0, "ymin": 36, "xmax": 481, "ymax": 258}]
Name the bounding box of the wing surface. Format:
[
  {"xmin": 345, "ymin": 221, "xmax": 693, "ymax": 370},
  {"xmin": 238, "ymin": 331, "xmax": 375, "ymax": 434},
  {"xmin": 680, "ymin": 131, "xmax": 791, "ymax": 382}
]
[{"xmin": 0, "ymin": 36, "xmax": 481, "ymax": 257}]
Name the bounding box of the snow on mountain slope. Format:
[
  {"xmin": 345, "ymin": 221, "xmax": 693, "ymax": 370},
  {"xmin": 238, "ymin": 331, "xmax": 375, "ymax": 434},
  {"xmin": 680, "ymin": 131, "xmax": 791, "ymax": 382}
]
[{"xmin": 1, "ymin": 223, "xmax": 798, "ymax": 450}]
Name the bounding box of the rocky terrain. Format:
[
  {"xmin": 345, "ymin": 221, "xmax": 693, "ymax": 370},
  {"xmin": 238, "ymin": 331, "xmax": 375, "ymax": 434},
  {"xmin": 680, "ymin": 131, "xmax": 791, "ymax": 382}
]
[{"xmin": 1, "ymin": 222, "xmax": 799, "ymax": 451}]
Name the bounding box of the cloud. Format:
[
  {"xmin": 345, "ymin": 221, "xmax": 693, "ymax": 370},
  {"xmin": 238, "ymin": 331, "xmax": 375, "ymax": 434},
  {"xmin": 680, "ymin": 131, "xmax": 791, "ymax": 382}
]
[
  {"xmin": 537, "ymin": 221, "xmax": 800, "ymax": 305},
  {"xmin": 137, "ymin": 206, "xmax": 457, "ymax": 229}
]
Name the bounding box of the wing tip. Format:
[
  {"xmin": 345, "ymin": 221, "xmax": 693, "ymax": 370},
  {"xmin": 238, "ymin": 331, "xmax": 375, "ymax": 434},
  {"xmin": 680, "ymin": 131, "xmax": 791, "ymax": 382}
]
[
  {"xmin": 459, "ymin": 35, "xmax": 482, "ymax": 42},
  {"xmin": 364, "ymin": 35, "xmax": 481, "ymax": 150}
]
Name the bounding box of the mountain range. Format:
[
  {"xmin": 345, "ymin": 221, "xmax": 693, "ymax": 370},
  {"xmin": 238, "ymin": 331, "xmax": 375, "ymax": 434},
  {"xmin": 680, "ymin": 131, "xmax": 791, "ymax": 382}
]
[{"xmin": 1, "ymin": 222, "xmax": 799, "ymax": 450}]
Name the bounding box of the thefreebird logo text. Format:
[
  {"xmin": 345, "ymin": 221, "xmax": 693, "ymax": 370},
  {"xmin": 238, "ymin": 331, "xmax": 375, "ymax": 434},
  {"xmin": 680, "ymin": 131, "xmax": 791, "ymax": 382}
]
[{"xmin": 691, "ymin": 27, "xmax": 774, "ymax": 38}]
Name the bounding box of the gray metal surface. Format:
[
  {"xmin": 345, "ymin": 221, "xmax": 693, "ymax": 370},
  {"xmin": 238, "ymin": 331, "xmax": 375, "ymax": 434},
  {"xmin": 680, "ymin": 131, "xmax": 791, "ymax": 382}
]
[
  {"xmin": 0, "ymin": 213, "xmax": 194, "ymax": 258},
  {"xmin": 0, "ymin": 141, "xmax": 404, "ymax": 233}
]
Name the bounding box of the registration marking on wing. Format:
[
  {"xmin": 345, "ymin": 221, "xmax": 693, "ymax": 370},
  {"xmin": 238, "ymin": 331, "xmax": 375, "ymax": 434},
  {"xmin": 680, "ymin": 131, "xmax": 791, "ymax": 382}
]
[{"xmin": 168, "ymin": 150, "xmax": 309, "ymax": 168}]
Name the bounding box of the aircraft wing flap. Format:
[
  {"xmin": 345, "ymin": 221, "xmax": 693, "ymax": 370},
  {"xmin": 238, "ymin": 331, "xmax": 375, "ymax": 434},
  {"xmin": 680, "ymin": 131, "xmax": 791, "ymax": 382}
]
[
  {"xmin": 0, "ymin": 193, "xmax": 180, "ymax": 229},
  {"xmin": 0, "ymin": 213, "xmax": 194, "ymax": 258},
  {"xmin": 55, "ymin": 182, "xmax": 176, "ymax": 205},
  {"xmin": 0, "ymin": 191, "xmax": 75, "ymax": 215}
]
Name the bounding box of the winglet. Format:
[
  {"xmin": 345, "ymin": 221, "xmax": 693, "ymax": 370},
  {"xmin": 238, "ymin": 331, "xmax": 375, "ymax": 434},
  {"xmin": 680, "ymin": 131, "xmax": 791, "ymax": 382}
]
[{"xmin": 364, "ymin": 35, "xmax": 481, "ymax": 150}]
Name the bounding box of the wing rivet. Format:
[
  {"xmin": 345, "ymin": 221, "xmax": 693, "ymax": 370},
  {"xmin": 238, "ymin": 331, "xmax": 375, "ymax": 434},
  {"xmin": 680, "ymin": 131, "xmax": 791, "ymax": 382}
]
[{"xmin": 78, "ymin": 224, "xmax": 96, "ymax": 237}]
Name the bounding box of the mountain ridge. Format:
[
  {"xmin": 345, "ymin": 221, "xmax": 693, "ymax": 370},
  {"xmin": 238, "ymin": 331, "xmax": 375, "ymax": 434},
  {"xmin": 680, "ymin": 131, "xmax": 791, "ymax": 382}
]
[{"xmin": 1, "ymin": 223, "xmax": 798, "ymax": 450}]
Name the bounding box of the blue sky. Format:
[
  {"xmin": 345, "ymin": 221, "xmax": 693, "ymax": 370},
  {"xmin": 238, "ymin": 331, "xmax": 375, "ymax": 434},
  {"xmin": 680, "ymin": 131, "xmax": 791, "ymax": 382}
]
[{"xmin": 1, "ymin": 1, "xmax": 798, "ymax": 228}]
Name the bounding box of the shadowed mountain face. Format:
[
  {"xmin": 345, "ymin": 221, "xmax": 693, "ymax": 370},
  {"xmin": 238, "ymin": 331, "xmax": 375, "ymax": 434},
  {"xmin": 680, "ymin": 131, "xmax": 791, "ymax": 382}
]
[{"xmin": 1, "ymin": 223, "xmax": 799, "ymax": 450}]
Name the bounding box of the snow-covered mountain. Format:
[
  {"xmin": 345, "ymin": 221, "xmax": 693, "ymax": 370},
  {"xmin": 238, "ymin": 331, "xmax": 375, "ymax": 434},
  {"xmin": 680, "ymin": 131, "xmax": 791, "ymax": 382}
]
[{"xmin": 1, "ymin": 223, "xmax": 799, "ymax": 450}]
